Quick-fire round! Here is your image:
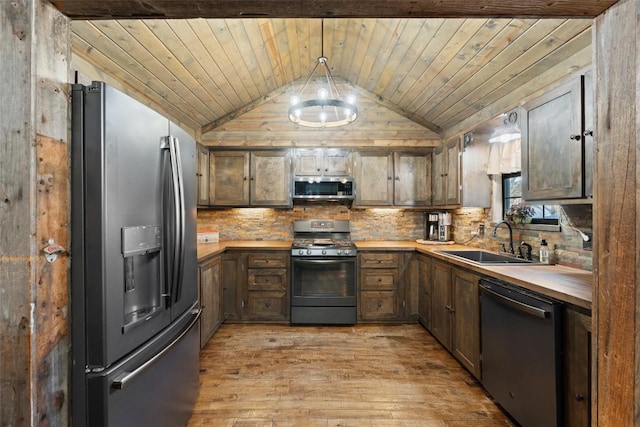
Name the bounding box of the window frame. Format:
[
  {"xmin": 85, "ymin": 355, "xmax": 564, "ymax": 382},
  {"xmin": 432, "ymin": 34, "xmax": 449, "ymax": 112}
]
[{"xmin": 502, "ymin": 172, "xmax": 560, "ymax": 227}]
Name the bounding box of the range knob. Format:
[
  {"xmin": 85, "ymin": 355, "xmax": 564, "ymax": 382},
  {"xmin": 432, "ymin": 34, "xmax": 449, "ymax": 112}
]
[
  {"xmin": 322, "ymin": 249, "xmax": 327, "ymax": 255},
  {"xmin": 298, "ymin": 249, "xmax": 304, "ymax": 255},
  {"xmin": 306, "ymin": 249, "xmax": 312, "ymax": 255}
]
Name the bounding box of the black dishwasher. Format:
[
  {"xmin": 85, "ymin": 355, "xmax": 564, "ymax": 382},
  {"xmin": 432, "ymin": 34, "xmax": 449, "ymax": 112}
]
[{"xmin": 479, "ymin": 278, "xmax": 563, "ymax": 427}]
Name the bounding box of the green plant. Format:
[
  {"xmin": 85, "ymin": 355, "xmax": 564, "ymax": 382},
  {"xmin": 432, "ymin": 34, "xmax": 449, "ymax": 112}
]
[{"xmin": 505, "ymin": 203, "xmax": 535, "ymax": 224}]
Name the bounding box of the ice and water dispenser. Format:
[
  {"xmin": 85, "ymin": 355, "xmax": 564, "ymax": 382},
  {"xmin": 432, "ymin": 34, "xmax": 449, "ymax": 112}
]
[{"xmin": 121, "ymin": 225, "xmax": 163, "ymax": 332}]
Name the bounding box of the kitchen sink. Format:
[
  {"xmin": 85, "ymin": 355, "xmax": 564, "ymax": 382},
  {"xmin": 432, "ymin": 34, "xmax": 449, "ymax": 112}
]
[{"xmin": 436, "ymin": 250, "xmax": 546, "ymax": 265}]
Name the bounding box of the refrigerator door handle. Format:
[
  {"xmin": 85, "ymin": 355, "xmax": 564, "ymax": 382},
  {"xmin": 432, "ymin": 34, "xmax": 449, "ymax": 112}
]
[
  {"xmin": 161, "ymin": 136, "xmax": 182, "ymax": 306},
  {"xmin": 111, "ymin": 309, "xmax": 201, "ymax": 390},
  {"xmin": 173, "ymin": 136, "xmax": 186, "ymax": 303}
]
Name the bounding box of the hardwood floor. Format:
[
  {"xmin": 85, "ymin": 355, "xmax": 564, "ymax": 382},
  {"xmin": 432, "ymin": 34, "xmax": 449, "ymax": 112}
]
[{"xmin": 187, "ymin": 324, "xmax": 514, "ymax": 426}]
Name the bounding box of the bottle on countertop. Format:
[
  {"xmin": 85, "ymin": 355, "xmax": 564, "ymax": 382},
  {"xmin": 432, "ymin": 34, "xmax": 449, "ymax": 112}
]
[{"xmin": 540, "ymin": 239, "xmax": 549, "ymax": 264}]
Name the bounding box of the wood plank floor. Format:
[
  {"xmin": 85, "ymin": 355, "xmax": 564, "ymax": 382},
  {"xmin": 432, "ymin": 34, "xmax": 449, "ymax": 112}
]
[{"xmin": 187, "ymin": 324, "xmax": 514, "ymax": 426}]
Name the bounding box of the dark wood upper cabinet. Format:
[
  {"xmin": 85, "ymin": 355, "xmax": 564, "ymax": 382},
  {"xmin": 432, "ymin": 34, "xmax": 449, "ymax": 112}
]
[
  {"xmin": 393, "ymin": 151, "xmax": 433, "ymax": 207},
  {"xmin": 432, "ymin": 137, "xmax": 461, "ymax": 206},
  {"xmin": 354, "ymin": 151, "xmax": 394, "ymax": 206},
  {"xmin": 294, "ymin": 148, "xmax": 352, "ymax": 176},
  {"xmin": 209, "ymin": 151, "xmax": 250, "ymax": 206},
  {"xmin": 208, "ymin": 150, "xmax": 291, "ymax": 207},
  {"xmin": 197, "ymin": 144, "xmax": 210, "ymax": 206},
  {"xmin": 521, "ymin": 75, "xmax": 592, "ymax": 201}
]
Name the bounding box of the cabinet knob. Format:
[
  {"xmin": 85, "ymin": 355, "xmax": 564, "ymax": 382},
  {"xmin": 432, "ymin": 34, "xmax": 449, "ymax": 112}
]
[
  {"xmin": 243, "ymin": 176, "xmax": 247, "ymax": 181},
  {"xmin": 583, "ymin": 129, "xmax": 593, "ymax": 137},
  {"xmin": 570, "ymin": 134, "xmax": 582, "ymax": 141},
  {"xmin": 395, "ymin": 177, "xmax": 400, "ymax": 181},
  {"xmin": 574, "ymin": 393, "xmax": 585, "ymax": 402}
]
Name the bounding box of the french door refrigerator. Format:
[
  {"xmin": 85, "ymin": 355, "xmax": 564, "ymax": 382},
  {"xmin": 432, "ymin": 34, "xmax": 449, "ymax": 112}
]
[{"xmin": 71, "ymin": 81, "xmax": 200, "ymax": 427}]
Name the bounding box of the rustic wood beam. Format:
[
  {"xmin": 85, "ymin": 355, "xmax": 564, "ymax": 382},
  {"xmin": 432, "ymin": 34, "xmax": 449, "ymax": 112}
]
[
  {"xmin": 49, "ymin": 0, "xmax": 619, "ymax": 20},
  {"xmin": 593, "ymin": 0, "xmax": 638, "ymax": 424}
]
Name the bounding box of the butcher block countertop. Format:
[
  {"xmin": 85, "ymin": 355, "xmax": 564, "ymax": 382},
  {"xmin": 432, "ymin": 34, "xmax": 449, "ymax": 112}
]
[
  {"xmin": 197, "ymin": 240, "xmax": 292, "ymax": 260},
  {"xmin": 358, "ymin": 240, "xmax": 593, "ymax": 310},
  {"xmin": 198, "ymin": 240, "xmax": 592, "ymax": 310}
]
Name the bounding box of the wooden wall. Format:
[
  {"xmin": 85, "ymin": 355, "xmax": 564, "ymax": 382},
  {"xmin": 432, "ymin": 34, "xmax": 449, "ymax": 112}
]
[
  {"xmin": 593, "ymin": 0, "xmax": 638, "ymax": 424},
  {"xmin": 0, "ymin": 1, "xmax": 70, "ymax": 425},
  {"xmin": 201, "ymin": 80, "xmax": 442, "ymax": 148}
]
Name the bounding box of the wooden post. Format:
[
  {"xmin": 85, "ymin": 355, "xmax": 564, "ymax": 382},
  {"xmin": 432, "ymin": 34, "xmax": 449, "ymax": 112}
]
[
  {"xmin": 0, "ymin": 1, "xmax": 70, "ymax": 425},
  {"xmin": 593, "ymin": 0, "xmax": 638, "ymax": 424}
]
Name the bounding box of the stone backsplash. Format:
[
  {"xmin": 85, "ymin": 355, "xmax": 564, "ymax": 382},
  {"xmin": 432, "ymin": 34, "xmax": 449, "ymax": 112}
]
[
  {"xmin": 197, "ymin": 205, "xmax": 425, "ymax": 241},
  {"xmin": 197, "ymin": 203, "xmax": 593, "ymax": 271},
  {"xmin": 451, "ymin": 205, "xmax": 593, "ymax": 271}
]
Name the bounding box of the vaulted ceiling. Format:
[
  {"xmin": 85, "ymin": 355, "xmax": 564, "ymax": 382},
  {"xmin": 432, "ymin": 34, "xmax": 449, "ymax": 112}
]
[{"xmin": 57, "ymin": 2, "xmax": 609, "ymax": 137}]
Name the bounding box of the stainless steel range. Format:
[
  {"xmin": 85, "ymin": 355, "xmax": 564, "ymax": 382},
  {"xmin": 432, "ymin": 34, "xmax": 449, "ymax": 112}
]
[{"xmin": 290, "ymin": 219, "xmax": 357, "ymax": 325}]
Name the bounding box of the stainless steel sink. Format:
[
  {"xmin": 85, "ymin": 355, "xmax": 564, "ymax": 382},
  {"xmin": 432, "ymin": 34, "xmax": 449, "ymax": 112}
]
[{"xmin": 436, "ymin": 250, "xmax": 546, "ymax": 265}]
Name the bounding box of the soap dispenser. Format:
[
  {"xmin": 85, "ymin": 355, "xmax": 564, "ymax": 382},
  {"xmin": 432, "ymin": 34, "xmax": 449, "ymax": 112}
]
[{"xmin": 540, "ymin": 239, "xmax": 549, "ymax": 264}]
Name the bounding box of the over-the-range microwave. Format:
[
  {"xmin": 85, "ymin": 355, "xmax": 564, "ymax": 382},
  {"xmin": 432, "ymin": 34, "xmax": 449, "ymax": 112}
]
[{"xmin": 292, "ymin": 177, "xmax": 355, "ymax": 202}]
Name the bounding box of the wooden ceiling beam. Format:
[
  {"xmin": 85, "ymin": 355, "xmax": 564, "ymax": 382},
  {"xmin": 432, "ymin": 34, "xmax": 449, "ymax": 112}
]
[{"xmin": 50, "ymin": 1, "xmax": 618, "ymax": 20}]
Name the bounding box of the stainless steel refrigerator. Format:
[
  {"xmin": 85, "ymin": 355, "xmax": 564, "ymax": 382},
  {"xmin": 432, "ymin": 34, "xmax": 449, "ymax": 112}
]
[{"xmin": 71, "ymin": 81, "xmax": 200, "ymax": 426}]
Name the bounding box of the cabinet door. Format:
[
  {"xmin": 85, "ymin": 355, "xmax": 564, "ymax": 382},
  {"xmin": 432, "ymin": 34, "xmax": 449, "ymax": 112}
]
[
  {"xmin": 521, "ymin": 77, "xmax": 583, "ymax": 200},
  {"xmin": 209, "ymin": 151, "xmax": 250, "ymax": 206},
  {"xmin": 583, "ymin": 71, "xmax": 594, "ymax": 199},
  {"xmin": 430, "ymin": 260, "xmax": 452, "ymax": 350},
  {"xmin": 323, "ymin": 148, "xmax": 352, "ymax": 176},
  {"xmin": 445, "ymin": 137, "xmax": 461, "ymax": 206},
  {"xmin": 199, "ymin": 256, "xmax": 221, "ymax": 348},
  {"xmin": 417, "ymin": 255, "xmax": 432, "ymax": 330},
  {"xmin": 221, "ymin": 252, "xmax": 241, "ymax": 321},
  {"xmin": 564, "ymin": 306, "xmax": 591, "ymax": 426},
  {"xmin": 451, "ymin": 268, "xmax": 481, "ymax": 379},
  {"xmin": 250, "ymin": 150, "xmax": 292, "ymax": 207},
  {"xmin": 432, "ymin": 147, "xmax": 445, "ymax": 205},
  {"xmin": 294, "ymin": 148, "xmax": 323, "ymax": 176},
  {"xmin": 354, "ymin": 152, "xmax": 394, "ymax": 206},
  {"xmin": 197, "ymin": 144, "xmax": 209, "ymax": 206},
  {"xmin": 394, "ymin": 152, "xmax": 432, "ymax": 206}
]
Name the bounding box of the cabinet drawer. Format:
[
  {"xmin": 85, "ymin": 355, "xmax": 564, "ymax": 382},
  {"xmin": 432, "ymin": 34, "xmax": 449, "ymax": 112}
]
[
  {"xmin": 361, "ymin": 269, "xmax": 398, "ymax": 290},
  {"xmin": 247, "ymin": 268, "xmax": 287, "ymax": 291},
  {"xmin": 360, "ymin": 291, "xmax": 400, "ymax": 320},
  {"xmin": 247, "ymin": 252, "xmax": 288, "ymax": 268},
  {"xmin": 360, "ymin": 253, "xmax": 399, "ymax": 268},
  {"xmin": 246, "ymin": 291, "xmax": 288, "ymax": 321}
]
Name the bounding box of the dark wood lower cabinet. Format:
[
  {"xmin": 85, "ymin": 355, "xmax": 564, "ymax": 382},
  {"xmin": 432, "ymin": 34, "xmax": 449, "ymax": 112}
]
[
  {"xmin": 430, "ymin": 260, "xmax": 452, "ymax": 349},
  {"xmin": 417, "ymin": 254, "xmax": 431, "ymax": 330},
  {"xmin": 425, "ymin": 258, "xmax": 481, "ymax": 380},
  {"xmin": 451, "ymin": 268, "xmax": 481, "ymax": 379},
  {"xmin": 564, "ymin": 305, "xmax": 592, "ymax": 426},
  {"xmin": 222, "ymin": 250, "xmax": 290, "ymax": 323},
  {"xmin": 199, "ymin": 255, "xmax": 222, "ymax": 348},
  {"xmin": 358, "ymin": 251, "xmax": 416, "ymax": 323}
]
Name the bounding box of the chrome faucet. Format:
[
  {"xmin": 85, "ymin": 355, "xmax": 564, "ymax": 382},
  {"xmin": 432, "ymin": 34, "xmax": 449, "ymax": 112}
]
[{"xmin": 492, "ymin": 221, "xmax": 515, "ymax": 254}]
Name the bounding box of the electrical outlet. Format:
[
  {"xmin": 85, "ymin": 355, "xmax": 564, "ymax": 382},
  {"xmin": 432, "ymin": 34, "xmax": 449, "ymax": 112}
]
[
  {"xmin": 583, "ymin": 232, "xmax": 593, "ymax": 251},
  {"xmin": 478, "ymin": 224, "xmax": 485, "ymax": 237}
]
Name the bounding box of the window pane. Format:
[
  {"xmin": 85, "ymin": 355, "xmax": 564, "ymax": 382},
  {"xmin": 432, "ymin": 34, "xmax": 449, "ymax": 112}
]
[{"xmin": 544, "ymin": 205, "xmax": 559, "ymax": 219}]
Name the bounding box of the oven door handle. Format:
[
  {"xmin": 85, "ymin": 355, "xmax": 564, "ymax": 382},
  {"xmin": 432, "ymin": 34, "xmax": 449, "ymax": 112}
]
[{"xmin": 293, "ymin": 258, "xmax": 355, "ymax": 265}]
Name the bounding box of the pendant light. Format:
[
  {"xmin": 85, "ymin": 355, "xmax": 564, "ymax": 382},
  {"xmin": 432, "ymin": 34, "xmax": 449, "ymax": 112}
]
[{"xmin": 288, "ymin": 19, "xmax": 358, "ymax": 128}]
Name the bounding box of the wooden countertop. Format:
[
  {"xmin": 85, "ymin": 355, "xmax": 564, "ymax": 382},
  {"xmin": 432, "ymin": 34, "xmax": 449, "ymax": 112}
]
[
  {"xmin": 197, "ymin": 240, "xmax": 292, "ymax": 260},
  {"xmin": 358, "ymin": 240, "xmax": 593, "ymax": 310},
  {"xmin": 198, "ymin": 240, "xmax": 593, "ymax": 310}
]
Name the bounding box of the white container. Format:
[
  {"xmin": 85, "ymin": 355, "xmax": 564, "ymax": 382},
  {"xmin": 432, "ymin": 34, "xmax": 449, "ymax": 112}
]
[{"xmin": 197, "ymin": 229, "xmax": 219, "ymax": 244}]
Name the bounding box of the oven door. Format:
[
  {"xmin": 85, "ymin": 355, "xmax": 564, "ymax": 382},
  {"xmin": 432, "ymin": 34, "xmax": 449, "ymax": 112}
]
[{"xmin": 291, "ymin": 256, "xmax": 357, "ymax": 307}]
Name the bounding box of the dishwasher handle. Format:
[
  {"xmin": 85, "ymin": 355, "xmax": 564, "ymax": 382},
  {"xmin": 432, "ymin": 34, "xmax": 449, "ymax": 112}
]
[{"xmin": 480, "ymin": 284, "xmax": 549, "ymax": 319}]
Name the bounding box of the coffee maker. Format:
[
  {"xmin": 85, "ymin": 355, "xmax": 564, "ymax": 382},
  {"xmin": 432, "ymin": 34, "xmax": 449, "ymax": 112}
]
[
  {"xmin": 426, "ymin": 213, "xmax": 440, "ymax": 241},
  {"xmin": 438, "ymin": 212, "xmax": 452, "ymax": 242}
]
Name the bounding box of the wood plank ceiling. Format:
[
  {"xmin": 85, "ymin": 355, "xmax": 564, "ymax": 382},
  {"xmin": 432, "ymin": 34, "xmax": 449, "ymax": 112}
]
[{"xmin": 71, "ymin": 17, "xmax": 592, "ymax": 136}]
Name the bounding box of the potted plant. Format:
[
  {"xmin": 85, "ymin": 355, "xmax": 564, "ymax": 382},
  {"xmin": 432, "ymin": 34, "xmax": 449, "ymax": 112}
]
[{"xmin": 505, "ymin": 203, "xmax": 535, "ymax": 224}]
